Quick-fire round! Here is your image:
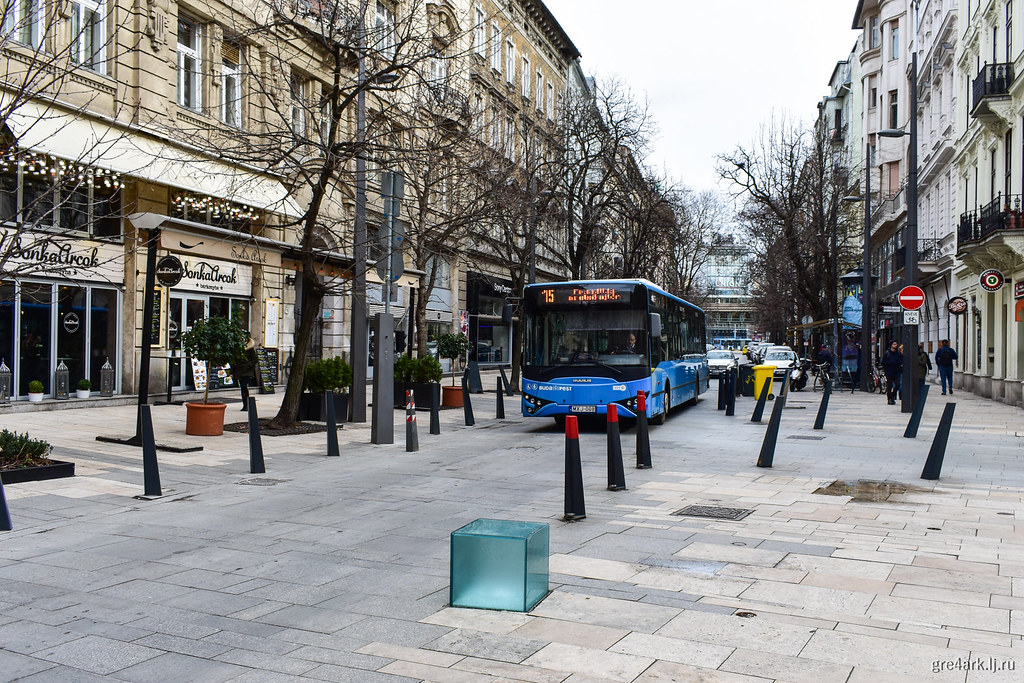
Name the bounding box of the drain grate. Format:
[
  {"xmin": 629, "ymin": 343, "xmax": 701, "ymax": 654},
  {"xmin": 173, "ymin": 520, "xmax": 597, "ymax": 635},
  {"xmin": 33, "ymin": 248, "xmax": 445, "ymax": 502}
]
[
  {"xmin": 672, "ymin": 505, "xmax": 754, "ymax": 521},
  {"xmin": 787, "ymin": 435, "xmax": 825, "ymax": 440},
  {"xmin": 237, "ymin": 478, "xmax": 288, "ymax": 486}
]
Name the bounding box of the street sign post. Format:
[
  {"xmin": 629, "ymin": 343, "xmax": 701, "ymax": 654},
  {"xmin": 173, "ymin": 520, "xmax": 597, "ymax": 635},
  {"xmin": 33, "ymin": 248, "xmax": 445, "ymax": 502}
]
[
  {"xmin": 897, "ymin": 285, "xmax": 925, "ymax": 311},
  {"xmin": 903, "ymin": 310, "xmax": 920, "ymax": 325}
]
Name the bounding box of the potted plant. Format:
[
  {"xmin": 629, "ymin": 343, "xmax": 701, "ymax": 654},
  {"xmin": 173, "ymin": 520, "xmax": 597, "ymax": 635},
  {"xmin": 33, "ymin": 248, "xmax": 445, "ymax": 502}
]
[
  {"xmin": 436, "ymin": 333, "xmax": 469, "ymax": 407},
  {"xmin": 0, "ymin": 429, "xmax": 74, "ymax": 484},
  {"xmin": 180, "ymin": 316, "xmax": 249, "ymax": 435},
  {"xmin": 76, "ymin": 379, "xmax": 91, "ymax": 399},
  {"xmin": 393, "ymin": 355, "xmax": 442, "ymax": 409},
  {"xmin": 299, "ymin": 356, "xmax": 353, "ymax": 421},
  {"xmin": 27, "ymin": 380, "xmax": 44, "ymax": 403}
]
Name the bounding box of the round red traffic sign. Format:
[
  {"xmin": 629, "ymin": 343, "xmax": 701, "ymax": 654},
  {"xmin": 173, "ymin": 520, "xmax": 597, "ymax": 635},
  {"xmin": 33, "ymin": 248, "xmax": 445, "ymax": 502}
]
[{"xmin": 898, "ymin": 285, "xmax": 925, "ymax": 310}]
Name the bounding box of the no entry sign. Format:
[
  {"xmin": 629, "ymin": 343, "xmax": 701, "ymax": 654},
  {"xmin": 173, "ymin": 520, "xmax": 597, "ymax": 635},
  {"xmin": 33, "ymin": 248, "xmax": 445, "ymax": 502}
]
[{"xmin": 898, "ymin": 285, "xmax": 925, "ymax": 310}]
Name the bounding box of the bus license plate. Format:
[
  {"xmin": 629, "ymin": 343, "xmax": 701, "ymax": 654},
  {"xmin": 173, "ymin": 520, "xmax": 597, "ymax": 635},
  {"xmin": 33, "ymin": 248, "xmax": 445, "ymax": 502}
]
[{"xmin": 570, "ymin": 405, "xmax": 596, "ymax": 413}]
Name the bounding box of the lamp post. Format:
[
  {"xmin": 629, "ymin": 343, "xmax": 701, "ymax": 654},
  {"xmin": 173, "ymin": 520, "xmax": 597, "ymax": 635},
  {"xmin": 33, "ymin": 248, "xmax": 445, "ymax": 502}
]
[{"xmin": 879, "ymin": 49, "xmax": 918, "ymax": 413}]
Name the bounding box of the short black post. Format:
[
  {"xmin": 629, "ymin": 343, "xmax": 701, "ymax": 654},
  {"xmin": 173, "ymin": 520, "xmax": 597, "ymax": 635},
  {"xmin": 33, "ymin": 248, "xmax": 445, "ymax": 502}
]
[
  {"xmin": 405, "ymin": 389, "xmax": 419, "ymax": 452},
  {"xmin": 606, "ymin": 404, "xmax": 626, "ymax": 491},
  {"xmin": 904, "ymin": 384, "xmax": 930, "ymax": 438},
  {"xmin": 500, "ymin": 366, "xmax": 515, "ymax": 395},
  {"xmin": 636, "ymin": 390, "xmax": 652, "ymax": 469},
  {"xmin": 325, "ymin": 391, "xmax": 340, "ymax": 457},
  {"xmin": 563, "ymin": 415, "xmax": 586, "ymax": 520},
  {"xmin": 717, "ymin": 373, "xmax": 726, "ymax": 410},
  {"xmin": 141, "ymin": 404, "xmax": 162, "ymax": 497},
  {"xmin": 725, "ymin": 370, "xmax": 736, "ymax": 416},
  {"xmin": 812, "ymin": 379, "xmax": 832, "ymax": 430},
  {"xmin": 0, "ymin": 467, "xmax": 12, "ymax": 531},
  {"xmin": 756, "ymin": 385, "xmax": 786, "ymax": 468},
  {"xmin": 495, "ymin": 377, "xmax": 505, "ymax": 419},
  {"xmin": 240, "ymin": 379, "xmax": 250, "ymax": 411},
  {"xmin": 751, "ymin": 379, "xmax": 769, "ymax": 423},
  {"xmin": 429, "ymin": 382, "xmax": 440, "ymax": 435},
  {"xmin": 921, "ymin": 402, "xmax": 956, "ymax": 480},
  {"xmin": 462, "ymin": 375, "xmax": 475, "ymax": 426},
  {"xmin": 247, "ymin": 399, "xmax": 266, "ymax": 474}
]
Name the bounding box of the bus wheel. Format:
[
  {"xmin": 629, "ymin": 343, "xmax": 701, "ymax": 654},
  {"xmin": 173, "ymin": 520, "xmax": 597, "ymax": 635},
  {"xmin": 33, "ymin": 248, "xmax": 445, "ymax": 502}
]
[
  {"xmin": 553, "ymin": 415, "xmax": 566, "ymax": 429},
  {"xmin": 651, "ymin": 385, "xmax": 669, "ymax": 425}
]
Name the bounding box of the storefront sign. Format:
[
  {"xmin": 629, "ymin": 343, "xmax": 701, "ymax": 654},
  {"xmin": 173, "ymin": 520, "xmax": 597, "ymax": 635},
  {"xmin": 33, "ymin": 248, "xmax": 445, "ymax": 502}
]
[
  {"xmin": 1015, "ymin": 281, "xmax": 1024, "ymax": 299},
  {"xmin": 980, "ymin": 269, "xmax": 1005, "ymax": 292},
  {"xmin": 160, "ymin": 229, "xmax": 282, "ymax": 268},
  {"xmin": 947, "ymin": 296, "xmax": 968, "ymax": 315},
  {"xmin": 176, "ymin": 256, "xmax": 251, "ymax": 296},
  {"xmin": 62, "ymin": 312, "xmax": 80, "ymax": 334},
  {"xmin": 0, "ymin": 229, "xmax": 123, "ymax": 283},
  {"xmin": 156, "ymin": 255, "xmax": 184, "ymax": 287},
  {"xmin": 264, "ymin": 299, "xmax": 280, "ymax": 348}
]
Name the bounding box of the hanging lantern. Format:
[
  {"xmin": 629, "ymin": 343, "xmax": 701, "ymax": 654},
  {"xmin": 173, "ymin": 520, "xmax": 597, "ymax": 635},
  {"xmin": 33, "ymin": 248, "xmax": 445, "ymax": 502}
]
[
  {"xmin": 100, "ymin": 358, "xmax": 115, "ymax": 396},
  {"xmin": 54, "ymin": 360, "xmax": 70, "ymax": 399},
  {"xmin": 0, "ymin": 359, "xmax": 11, "ymax": 404}
]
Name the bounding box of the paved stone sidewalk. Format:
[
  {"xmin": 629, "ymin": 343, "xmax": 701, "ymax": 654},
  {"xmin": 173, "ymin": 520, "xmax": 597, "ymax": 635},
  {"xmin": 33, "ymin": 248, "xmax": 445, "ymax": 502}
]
[{"xmin": 1, "ymin": 380, "xmax": 1023, "ymax": 682}]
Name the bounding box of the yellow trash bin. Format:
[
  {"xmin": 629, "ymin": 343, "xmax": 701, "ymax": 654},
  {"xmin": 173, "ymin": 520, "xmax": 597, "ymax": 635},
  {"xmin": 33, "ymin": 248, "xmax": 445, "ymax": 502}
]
[{"xmin": 752, "ymin": 365, "xmax": 775, "ymax": 399}]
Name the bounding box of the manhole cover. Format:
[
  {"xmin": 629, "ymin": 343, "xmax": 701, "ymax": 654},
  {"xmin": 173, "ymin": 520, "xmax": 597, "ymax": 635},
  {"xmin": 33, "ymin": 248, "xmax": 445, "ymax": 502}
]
[
  {"xmin": 237, "ymin": 478, "xmax": 288, "ymax": 486},
  {"xmin": 813, "ymin": 479, "xmax": 930, "ymax": 502},
  {"xmin": 788, "ymin": 435, "xmax": 825, "ymax": 440},
  {"xmin": 672, "ymin": 505, "xmax": 754, "ymax": 521}
]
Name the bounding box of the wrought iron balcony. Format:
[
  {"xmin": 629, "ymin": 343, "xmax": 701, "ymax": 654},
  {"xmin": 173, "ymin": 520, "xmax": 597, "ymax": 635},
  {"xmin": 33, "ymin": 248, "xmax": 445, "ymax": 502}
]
[
  {"xmin": 958, "ymin": 210, "xmax": 979, "ymax": 244},
  {"xmin": 972, "ymin": 63, "xmax": 1014, "ymax": 113},
  {"xmin": 918, "ymin": 238, "xmax": 942, "ymax": 262},
  {"xmin": 959, "ymin": 194, "xmax": 1024, "ymax": 250}
]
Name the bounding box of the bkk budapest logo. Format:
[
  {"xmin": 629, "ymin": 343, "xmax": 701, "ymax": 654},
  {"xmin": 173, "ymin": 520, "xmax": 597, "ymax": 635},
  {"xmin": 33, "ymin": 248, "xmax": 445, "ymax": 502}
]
[{"xmin": 0, "ymin": 230, "xmax": 100, "ymax": 269}]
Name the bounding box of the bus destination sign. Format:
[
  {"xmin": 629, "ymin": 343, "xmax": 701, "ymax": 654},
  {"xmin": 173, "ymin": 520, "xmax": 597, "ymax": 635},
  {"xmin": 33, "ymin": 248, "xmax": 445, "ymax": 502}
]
[{"xmin": 534, "ymin": 285, "xmax": 633, "ymax": 306}]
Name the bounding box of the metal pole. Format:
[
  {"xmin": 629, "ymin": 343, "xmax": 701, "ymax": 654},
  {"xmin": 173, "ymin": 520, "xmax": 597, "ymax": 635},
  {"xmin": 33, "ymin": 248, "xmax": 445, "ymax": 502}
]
[
  {"xmin": 349, "ymin": 0, "xmax": 369, "ymax": 423},
  {"xmin": 861, "ymin": 141, "xmax": 873, "ymax": 392},
  {"xmin": 136, "ymin": 226, "xmax": 160, "ymax": 442},
  {"xmin": 902, "ymin": 51, "xmax": 919, "ymax": 414}
]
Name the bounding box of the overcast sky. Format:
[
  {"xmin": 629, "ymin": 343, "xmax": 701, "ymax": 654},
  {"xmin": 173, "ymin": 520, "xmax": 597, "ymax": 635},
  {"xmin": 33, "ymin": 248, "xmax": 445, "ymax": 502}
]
[{"xmin": 542, "ymin": 1, "xmax": 860, "ymax": 194}]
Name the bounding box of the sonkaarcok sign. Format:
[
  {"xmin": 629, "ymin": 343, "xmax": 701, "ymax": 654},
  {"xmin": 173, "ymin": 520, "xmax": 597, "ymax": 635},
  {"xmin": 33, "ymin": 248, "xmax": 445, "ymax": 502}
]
[{"xmin": 0, "ymin": 229, "xmax": 124, "ymax": 283}]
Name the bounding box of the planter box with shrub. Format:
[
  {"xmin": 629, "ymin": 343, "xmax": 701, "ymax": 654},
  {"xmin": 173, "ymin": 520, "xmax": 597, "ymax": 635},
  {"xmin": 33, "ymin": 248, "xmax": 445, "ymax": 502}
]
[
  {"xmin": 393, "ymin": 354, "xmax": 442, "ymax": 409},
  {"xmin": 0, "ymin": 429, "xmax": 74, "ymax": 484},
  {"xmin": 299, "ymin": 356, "xmax": 352, "ymax": 422}
]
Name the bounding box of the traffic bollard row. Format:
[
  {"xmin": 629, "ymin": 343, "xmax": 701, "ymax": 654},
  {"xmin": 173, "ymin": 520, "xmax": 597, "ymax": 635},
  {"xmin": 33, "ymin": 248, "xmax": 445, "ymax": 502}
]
[
  {"xmin": 496, "ymin": 378, "xmax": 505, "ymax": 419},
  {"xmin": 247, "ymin": 399, "xmax": 266, "ymax": 474},
  {"xmin": 326, "ymin": 391, "xmax": 340, "ymax": 457},
  {"xmin": 921, "ymin": 402, "xmax": 956, "ymax": 480},
  {"xmin": 636, "ymin": 390, "xmax": 652, "ymax": 469},
  {"xmin": 141, "ymin": 404, "xmax": 162, "ymax": 497},
  {"xmin": 812, "ymin": 379, "xmax": 832, "ymax": 430},
  {"xmin": 606, "ymin": 404, "xmax": 626, "ymax": 491},
  {"xmin": 406, "ymin": 389, "xmax": 419, "ymax": 452},
  {"xmin": 563, "ymin": 415, "xmax": 586, "ymax": 520}
]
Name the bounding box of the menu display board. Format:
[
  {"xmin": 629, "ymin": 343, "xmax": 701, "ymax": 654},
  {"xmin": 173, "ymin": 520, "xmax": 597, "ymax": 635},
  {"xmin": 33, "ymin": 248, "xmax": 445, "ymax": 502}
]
[
  {"xmin": 255, "ymin": 347, "xmax": 277, "ymax": 394},
  {"xmin": 150, "ymin": 288, "xmax": 162, "ymax": 346}
]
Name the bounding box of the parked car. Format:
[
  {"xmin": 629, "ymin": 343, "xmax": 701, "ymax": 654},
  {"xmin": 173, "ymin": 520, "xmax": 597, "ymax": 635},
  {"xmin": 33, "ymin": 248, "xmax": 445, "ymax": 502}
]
[
  {"xmin": 752, "ymin": 342, "xmax": 774, "ymax": 362},
  {"xmin": 707, "ymin": 350, "xmax": 739, "ymax": 377},
  {"xmin": 762, "ymin": 348, "xmax": 798, "ymax": 375}
]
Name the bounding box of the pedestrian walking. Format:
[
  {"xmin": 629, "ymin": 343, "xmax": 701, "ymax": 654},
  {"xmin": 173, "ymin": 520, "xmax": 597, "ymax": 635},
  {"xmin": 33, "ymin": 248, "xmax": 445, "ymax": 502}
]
[
  {"xmin": 882, "ymin": 341, "xmax": 902, "ymax": 405},
  {"xmin": 915, "ymin": 342, "xmax": 932, "ymax": 391},
  {"xmin": 934, "ymin": 338, "xmax": 958, "ymax": 395}
]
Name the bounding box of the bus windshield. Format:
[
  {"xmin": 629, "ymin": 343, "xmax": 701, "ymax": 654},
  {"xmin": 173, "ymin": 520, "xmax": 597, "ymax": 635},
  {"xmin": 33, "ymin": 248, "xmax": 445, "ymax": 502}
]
[{"xmin": 524, "ymin": 308, "xmax": 648, "ymax": 367}]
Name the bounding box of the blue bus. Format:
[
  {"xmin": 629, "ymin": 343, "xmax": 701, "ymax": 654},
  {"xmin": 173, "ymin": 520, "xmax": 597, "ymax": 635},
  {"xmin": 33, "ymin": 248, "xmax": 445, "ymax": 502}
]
[{"xmin": 521, "ymin": 279, "xmax": 708, "ymax": 423}]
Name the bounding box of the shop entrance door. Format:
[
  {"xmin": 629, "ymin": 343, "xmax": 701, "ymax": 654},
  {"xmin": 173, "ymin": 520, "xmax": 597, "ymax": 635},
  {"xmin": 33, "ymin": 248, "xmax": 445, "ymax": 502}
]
[{"xmin": 169, "ymin": 294, "xmax": 208, "ymax": 390}]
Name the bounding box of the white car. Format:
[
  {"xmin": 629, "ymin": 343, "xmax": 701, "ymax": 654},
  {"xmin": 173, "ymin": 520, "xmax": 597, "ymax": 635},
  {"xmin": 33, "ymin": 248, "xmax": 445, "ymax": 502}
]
[
  {"xmin": 762, "ymin": 349, "xmax": 798, "ymax": 374},
  {"xmin": 706, "ymin": 350, "xmax": 738, "ymax": 376}
]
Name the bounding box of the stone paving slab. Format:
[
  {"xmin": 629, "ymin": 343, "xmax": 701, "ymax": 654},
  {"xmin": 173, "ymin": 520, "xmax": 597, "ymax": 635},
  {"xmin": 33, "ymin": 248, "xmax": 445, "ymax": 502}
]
[{"xmin": 1, "ymin": 377, "xmax": 1024, "ymax": 680}]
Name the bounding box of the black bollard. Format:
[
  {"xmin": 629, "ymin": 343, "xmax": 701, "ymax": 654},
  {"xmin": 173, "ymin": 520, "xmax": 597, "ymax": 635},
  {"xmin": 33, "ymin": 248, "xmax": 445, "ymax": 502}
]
[
  {"xmin": 725, "ymin": 370, "xmax": 736, "ymax": 416},
  {"xmin": 325, "ymin": 391, "xmax": 340, "ymax": 457},
  {"xmin": 921, "ymin": 402, "xmax": 956, "ymax": 480},
  {"xmin": 240, "ymin": 379, "xmax": 250, "ymax": 411},
  {"xmin": 812, "ymin": 379, "xmax": 832, "ymax": 430},
  {"xmin": 405, "ymin": 389, "xmax": 419, "ymax": 452},
  {"xmin": 247, "ymin": 399, "xmax": 266, "ymax": 474},
  {"xmin": 496, "ymin": 378, "xmax": 505, "ymax": 419},
  {"xmin": 429, "ymin": 382, "xmax": 441, "ymax": 435},
  {"xmin": 606, "ymin": 404, "xmax": 626, "ymax": 491},
  {"xmin": 717, "ymin": 373, "xmax": 726, "ymax": 411},
  {"xmin": 462, "ymin": 375, "xmax": 475, "ymax": 426},
  {"xmin": 141, "ymin": 404, "xmax": 162, "ymax": 497},
  {"xmin": 0, "ymin": 467, "xmax": 12, "ymax": 531},
  {"xmin": 636, "ymin": 390, "xmax": 652, "ymax": 469},
  {"xmin": 904, "ymin": 384, "xmax": 930, "ymax": 438},
  {"xmin": 500, "ymin": 366, "xmax": 515, "ymax": 395},
  {"xmin": 756, "ymin": 383, "xmax": 787, "ymax": 468},
  {"xmin": 563, "ymin": 415, "xmax": 586, "ymax": 520},
  {"xmin": 751, "ymin": 378, "xmax": 769, "ymax": 423}
]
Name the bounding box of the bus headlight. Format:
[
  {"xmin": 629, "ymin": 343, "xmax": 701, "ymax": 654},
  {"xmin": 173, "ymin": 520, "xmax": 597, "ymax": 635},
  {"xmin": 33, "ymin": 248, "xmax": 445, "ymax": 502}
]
[{"xmin": 522, "ymin": 392, "xmax": 552, "ymax": 414}]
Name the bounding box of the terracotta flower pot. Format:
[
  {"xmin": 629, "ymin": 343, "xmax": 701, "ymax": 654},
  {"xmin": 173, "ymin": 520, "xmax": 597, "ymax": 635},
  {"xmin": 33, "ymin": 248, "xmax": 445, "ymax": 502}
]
[
  {"xmin": 442, "ymin": 385, "xmax": 464, "ymax": 408},
  {"xmin": 185, "ymin": 401, "xmax": 228, "ymax": 436}
]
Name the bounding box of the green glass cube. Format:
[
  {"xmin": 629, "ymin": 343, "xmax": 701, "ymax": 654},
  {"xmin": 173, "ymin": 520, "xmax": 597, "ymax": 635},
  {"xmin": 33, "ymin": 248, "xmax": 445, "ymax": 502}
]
[{"xmin": 450, "ymin": 518, "xmax": 549, "ymax": 612}]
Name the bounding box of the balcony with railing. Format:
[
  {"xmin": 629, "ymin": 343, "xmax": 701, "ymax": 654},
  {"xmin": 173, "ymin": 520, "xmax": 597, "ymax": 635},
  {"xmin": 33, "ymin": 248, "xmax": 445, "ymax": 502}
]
[
  {"xmin": 971, "ymin": 63, "xmax": 1014, "ymax": 120},
  {"xmin": 958, "ymin": 193, "xmax": 1024, "ymax": 253}
]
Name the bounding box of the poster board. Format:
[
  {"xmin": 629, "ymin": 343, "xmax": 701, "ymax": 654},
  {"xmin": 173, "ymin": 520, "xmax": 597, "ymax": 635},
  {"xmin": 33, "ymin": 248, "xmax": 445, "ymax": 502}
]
[
  {"xmin": 190, "ymin": 359, "xmax": 234, "ymax": 390},
  {"xmin": 255, "ymin": 347, "xmax": 277, "ymax": 394}
]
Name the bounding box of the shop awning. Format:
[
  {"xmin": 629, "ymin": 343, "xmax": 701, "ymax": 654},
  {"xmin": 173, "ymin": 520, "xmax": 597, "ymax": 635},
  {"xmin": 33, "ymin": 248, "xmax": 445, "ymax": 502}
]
[{"xmin": 4, "ymin": 100, "xmax": 303, "ymax": 217}]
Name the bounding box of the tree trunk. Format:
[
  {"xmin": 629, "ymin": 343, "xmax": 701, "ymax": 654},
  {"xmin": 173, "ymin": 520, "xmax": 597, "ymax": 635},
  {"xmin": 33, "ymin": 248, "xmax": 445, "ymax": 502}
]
[{"xmin": 269, "ymin": 271, "xmax": 323, "ymax": 430}]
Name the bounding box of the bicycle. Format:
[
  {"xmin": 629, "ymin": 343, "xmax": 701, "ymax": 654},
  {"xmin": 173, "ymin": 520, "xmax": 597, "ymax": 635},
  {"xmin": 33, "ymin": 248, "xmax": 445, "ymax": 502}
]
[{"xmin": 811, "ymin": 363, "xmax": 833, "ymax": 392}]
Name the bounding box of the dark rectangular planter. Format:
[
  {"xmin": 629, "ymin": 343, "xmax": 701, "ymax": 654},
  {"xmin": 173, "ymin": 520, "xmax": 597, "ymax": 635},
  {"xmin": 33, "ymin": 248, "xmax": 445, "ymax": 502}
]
[
  {"xmin": 1, "ymin": 459, "xmax": 75, "ymax": 484},
  {"xmin": 393, "ymin": 382, "xmax": 439, "ymax": 409},
  {"xmin": 298, "ymin": 392, "xmax": 350, "ymax": 422}
]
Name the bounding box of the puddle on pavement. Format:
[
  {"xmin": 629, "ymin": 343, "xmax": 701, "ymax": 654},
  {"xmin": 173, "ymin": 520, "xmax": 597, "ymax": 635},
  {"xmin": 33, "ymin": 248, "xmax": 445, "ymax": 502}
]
[
  {"xmin": 813, "ymin": 479, "xmax": 931, "ymax": 502},
  {"xmin": 637, "ymin": 558, "xmax": 728, "ymax": 574}
]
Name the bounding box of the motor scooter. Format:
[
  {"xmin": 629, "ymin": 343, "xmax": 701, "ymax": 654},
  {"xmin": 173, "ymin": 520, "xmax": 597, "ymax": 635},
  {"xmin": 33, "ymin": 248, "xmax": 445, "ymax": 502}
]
[{"xmin": 789, "ymin": 358, "xmax": 810, "ymax": 391}]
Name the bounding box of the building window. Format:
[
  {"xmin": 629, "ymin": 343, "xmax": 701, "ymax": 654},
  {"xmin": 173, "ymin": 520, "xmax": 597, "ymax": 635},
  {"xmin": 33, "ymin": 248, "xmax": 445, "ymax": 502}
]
[
  {"xmin": 506, "ymin": 39, "xmax": 515, "ymax": 83},
  {"xmin": 889, "ymin": 22, "xmax": 899, "ymax": 60},
  {"xmin": 474, "ymin": 5, "xmax": 485, "ymax": 55},
  {"xmin": 375, "ymin": 1, "xmax": 396, "ymax": 58},
  {"xmin": 889, "ymin": 90, "xmax": 898, "ymax": 129},
  {"xmin": 290, "ymin": 72, "xmax": 306, "ymax": 137},
  {"xmin": 536, "ymin": 71, "xmax": 543, "ymax": 112},
  {"xmin": 1005, "ymin": 130, "xmax": 1013, "ymax": 198},
  {"xmin": 869, "ymin": 16, "xmax": 880, "ymax": 49},
  {"xmin": 490, "ymin": 22, "xmax": 501, "ymax": 72},
  {"xmin": 220, "ymin": 43, "xmax": 242, "ymax": 128},
  {"xmin": 71, "ymin": 0, "xmax": 105, "ymax": 73},
  {"xmin": 521, "ymin": 55, "xmax": 530, "ymax": 98},
  {"xmin": 177, "ymin": 16, "xmax": 202, "ymax": 111},
  {"xmin": 1007, "ymin": 1, "xmax": 1013, "ymax": 63},
  {"xmin": 546, "ymin": 81, "xmax": 554, "ymax": 120},
  {"xmin": 2, "ymin": 0, "xmax": 43, "ymax": 47}
]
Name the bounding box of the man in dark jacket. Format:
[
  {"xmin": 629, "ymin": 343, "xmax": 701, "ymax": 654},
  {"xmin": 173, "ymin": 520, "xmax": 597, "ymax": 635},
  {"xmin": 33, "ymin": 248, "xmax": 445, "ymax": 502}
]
[
  {"xmin": 882, "ymin": 341, "xmax": 902, "ymax": 405},
  {"xmin": 934, "ymin": 339, "xmax": 958, "ymax": 395},
  {"xmin": 915, "ymin": 343, "xmax": 932, "ymax": 391}
]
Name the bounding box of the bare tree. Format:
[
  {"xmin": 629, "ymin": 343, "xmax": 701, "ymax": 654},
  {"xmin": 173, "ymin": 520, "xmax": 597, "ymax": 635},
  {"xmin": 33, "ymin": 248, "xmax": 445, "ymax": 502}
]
[{"xmin": 660, "ymin": 187, "xmax": 731, "ymax": 303}]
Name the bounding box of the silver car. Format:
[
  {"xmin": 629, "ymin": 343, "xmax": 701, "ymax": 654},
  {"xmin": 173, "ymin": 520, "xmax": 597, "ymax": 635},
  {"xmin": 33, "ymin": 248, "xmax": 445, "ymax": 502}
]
[{"xmin": 707, "ymin": 350, "xmax": 738, "ymax": 376}]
